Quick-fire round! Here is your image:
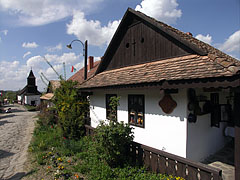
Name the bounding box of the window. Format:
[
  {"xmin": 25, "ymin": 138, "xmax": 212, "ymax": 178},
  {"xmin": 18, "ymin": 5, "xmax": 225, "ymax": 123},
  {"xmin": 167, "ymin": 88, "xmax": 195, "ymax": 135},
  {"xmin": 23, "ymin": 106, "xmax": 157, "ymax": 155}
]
[
  {"xmin": 106, "ymin": 94, "xmax": 117, "ymax": 120},
  {"xmin": 128, "ymin": 95, "xmax": 144, "ymax": 127}
]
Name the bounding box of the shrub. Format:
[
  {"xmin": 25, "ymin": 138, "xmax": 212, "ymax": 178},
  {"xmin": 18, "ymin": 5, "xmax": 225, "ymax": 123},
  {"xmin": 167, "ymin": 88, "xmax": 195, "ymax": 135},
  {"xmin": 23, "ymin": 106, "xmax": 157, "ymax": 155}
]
[
  {"xmin": 94, "ymin": 121, "xmax": 134, "ymax": 167},
  {"xmin": 108, "ymin": 96, "xmax": 120, "ymax": 122},
  {"xmin": 53, "ymin": 80, "xmax": 89, "ymax": 139},
  {"xmin": 37, "ymin": 106, "xmax": 57, "ymax": 127}
]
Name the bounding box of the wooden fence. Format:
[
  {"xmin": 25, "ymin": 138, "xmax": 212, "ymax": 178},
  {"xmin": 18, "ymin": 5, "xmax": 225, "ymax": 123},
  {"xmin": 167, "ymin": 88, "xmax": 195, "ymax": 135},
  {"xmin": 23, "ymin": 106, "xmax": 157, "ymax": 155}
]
[{"xmin": 84, "ymin": 125, "xmax": 223, "ymax": 180}]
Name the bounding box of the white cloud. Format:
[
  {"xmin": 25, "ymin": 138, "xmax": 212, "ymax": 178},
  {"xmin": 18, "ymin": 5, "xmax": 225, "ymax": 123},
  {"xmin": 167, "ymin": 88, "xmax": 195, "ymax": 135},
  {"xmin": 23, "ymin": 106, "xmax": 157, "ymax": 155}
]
[
  {"xmin": 135, "ymin": 0, "xmax": 182, "ymax": 24},
  {"xmin": 23, "ymin": 51, "xmax": 31, "ymax": 58},
  {"xmin": 195, "ymin": 34, "xmax": 212, "ymax": 45},
  {"xmin": 0, "ymin": 52, "xmax": 80, "ymax": 91},
  {"xmin": 0, "ymin": 60, "xmax": 29, "ymax": 90},
  {"xmin": 219, "ymin": 30, "xmax": 240, "ymax": 53},
  {"xmin": 46, "ymin": 43, "xmax": 62, "ymax": 52},
  {"xmin": 74, "ymin": 62, "xmax": 83, "ymax": 70},
  {"xmin": 44, "ymin": 52, "xmax": 80, "ymax": 65},
  {"xmin": 0, "ymin": 29, "xmax": 8, "ymax": 42},
  {"xmin": 1, "ymin": 29, "xmax": 8, "ymax": 35},
  {"xmin": 22, "ymin": 42, "xmax": 39, "ymax": 48},
  {"xmin": 0, "ymin": 0, "xmax": 104, "ymax": 26},
  {"xmin": 67, "ymin": 10, "xmax": 120, "ymax": 46},
  {"xmin": 26, "ymin": 55, "xmax": 44, "ymax": 68}
]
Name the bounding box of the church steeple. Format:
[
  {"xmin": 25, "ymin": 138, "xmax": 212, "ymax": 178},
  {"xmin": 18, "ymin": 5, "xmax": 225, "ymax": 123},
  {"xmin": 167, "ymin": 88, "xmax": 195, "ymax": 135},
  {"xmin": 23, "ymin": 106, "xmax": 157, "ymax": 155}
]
[{"xmin": 27, "ymin": 70, "xmax": 36, "ymax": 86}]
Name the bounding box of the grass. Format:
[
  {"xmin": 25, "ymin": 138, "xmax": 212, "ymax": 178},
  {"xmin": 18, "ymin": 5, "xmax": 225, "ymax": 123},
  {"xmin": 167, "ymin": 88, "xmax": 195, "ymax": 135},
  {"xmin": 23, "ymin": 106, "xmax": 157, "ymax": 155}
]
[
  {"xmin": 24, "ymin": 105, "xmax": 37, "ymax": 111},
  {"xmin": 24, "ymin": 121, "xmax": 185, "ymax": 180}
]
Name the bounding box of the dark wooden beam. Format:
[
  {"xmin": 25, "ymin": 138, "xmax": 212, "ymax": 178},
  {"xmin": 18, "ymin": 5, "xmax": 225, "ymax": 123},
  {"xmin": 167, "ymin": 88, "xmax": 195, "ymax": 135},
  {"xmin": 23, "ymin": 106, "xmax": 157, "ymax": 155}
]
[{"xmin": 234, "ymin": 91, "xmax": 240, "ymax": 180}]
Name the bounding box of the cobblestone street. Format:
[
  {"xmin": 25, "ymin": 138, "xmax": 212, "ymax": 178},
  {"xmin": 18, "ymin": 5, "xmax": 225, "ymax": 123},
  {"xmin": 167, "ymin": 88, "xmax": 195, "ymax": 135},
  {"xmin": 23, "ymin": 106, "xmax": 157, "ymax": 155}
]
[{"xmin": 0, "ymin": 104, "xmax": 37, "ymax": 180}]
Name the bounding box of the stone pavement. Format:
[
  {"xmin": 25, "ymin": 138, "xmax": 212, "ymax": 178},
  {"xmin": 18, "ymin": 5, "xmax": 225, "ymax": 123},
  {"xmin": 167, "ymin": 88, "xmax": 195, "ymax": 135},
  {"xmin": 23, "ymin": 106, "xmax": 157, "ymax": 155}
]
[
  {"xmin": 0, "ymin": 104, "xmax": 38, "ymax": 180},
  {"xmin": 203, "ymin": 140, "xmax": 235, "ymax": 180}
]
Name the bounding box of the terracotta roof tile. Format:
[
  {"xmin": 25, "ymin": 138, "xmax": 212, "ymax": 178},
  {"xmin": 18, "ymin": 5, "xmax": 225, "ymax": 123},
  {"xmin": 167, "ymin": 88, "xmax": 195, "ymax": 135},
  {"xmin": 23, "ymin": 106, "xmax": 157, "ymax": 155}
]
[
  {"xmin": 40, "ymin": 93, "xmax": 54, "ymax": 100},
  {"xmin": 79, "ymin": 55, "xmax": 237, "ymax": 89}
]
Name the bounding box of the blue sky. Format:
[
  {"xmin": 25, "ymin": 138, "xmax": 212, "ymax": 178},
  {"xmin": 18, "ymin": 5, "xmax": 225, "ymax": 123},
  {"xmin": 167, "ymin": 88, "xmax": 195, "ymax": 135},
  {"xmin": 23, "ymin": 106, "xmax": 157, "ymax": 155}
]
[{"xmin": 0, "ymin": 0, "xmax": 239, "ymax": 91}]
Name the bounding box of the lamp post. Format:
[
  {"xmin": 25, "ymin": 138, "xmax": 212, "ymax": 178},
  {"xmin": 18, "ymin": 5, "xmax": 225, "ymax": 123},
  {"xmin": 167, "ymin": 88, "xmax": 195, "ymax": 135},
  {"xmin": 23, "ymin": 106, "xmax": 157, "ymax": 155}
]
[{"xmin": 67, "ymin": 39, "xmax": 88, "ymax": 80}]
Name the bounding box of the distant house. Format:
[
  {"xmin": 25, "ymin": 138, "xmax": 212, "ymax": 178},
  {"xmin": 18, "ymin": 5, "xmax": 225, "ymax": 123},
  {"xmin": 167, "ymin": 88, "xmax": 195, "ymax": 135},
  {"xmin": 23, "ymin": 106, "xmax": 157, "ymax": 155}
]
[
  {"xmin": 17, "ymin": 70, "xmax": 41, "ymax": 106},
  {"xmin": 40, "ymin": 80, "xmax": 60, "ymax": 108},
  {"xmin": 78, "ymin": 8, "xmax": 240, "ymax": 164}
]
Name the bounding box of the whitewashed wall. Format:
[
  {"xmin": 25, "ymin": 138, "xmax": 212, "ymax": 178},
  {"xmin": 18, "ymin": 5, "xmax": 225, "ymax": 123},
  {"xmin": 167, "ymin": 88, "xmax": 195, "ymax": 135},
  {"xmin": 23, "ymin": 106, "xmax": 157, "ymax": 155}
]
[
  {"xmin": 17, "ymin": 95, "xmax": 22, "ymax": 101},
  {"xmin": 186, "ymin": 89, "xmax": 230, "ymax": 162},
  {"xmin": 90, "ymin": 88, "xmax": 188, "ymax": 158},
  {"xmin": 24, "ymin": 95, "xmax": 41, "ymax": 106}
]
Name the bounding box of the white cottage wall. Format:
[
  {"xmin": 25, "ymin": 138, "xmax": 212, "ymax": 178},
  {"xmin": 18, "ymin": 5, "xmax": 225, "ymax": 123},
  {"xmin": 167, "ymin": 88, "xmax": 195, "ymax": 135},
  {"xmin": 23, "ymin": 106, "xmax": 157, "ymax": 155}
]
[
  {"xmin": 25, "ymin": 95, "xmax": 41, "ymax": 106},
  {"xmin": 17, "ymin": 95, "xmax": 22, "ymax": 102},
  {"xmin": 186, "ymin": 89, "xmax": 230, "ymax": 162},
  {"xmin": 90, "ymin": 88, "xmax": 188, "ymax": 158}
]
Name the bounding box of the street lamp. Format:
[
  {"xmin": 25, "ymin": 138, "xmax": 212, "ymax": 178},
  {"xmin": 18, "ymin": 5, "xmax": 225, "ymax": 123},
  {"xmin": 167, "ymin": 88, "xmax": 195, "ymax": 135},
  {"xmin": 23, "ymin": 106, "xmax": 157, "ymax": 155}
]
[{"xmin": 67, "ymin": 39, "xmax": 88, "ymax": 80}]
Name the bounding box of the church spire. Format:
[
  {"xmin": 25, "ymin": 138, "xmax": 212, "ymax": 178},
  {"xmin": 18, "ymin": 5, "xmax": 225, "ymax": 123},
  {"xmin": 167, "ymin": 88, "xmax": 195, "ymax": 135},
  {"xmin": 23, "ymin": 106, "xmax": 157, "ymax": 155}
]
[{"xmin": 27, "ymin": 69, "xmax": 36, "ymax": 86}]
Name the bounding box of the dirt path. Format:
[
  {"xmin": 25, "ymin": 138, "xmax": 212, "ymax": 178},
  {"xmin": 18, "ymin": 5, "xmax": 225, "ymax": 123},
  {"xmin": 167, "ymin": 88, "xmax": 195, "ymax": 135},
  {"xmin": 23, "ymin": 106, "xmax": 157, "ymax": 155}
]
[{"xmin": 0, "ymin": 104, "xmax": 38, "ymax": 180}]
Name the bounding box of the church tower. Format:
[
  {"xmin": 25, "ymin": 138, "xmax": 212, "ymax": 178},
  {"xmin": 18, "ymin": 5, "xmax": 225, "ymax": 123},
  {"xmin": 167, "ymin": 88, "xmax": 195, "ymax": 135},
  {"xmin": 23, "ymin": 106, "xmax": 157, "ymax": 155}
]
[
  {"xmin": 26, "ymin": 70, "xmax": 38, "ymax": 94},
  {"xmin": 27, "ymin": 70, "xmax": 36, "ymax": 86}
]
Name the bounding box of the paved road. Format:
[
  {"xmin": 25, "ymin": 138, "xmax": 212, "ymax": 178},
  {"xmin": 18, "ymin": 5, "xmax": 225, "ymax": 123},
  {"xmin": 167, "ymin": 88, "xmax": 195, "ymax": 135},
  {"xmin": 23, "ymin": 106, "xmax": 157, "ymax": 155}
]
[{"xmin": 0, "ymin": 104, "xmax": 38, "ymax": 180}]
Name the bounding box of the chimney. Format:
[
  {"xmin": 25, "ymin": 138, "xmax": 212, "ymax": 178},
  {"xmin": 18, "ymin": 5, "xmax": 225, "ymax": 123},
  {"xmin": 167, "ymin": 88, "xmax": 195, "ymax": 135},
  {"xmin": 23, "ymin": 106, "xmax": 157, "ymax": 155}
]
[
  {"xmin": 186, "ymin": 32, "xmax": 193, "ymax": 36},
  {"xmin": 88, "ymin": 56, "xmax": 94, "ymax": 70}
]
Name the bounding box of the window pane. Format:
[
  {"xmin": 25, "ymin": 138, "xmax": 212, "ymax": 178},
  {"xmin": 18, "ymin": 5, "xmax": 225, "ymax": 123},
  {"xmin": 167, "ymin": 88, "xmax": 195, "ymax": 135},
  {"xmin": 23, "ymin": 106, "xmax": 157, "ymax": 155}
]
[{"xmin": 128, "ymin": 95, "xmax": 144, "ymax": 128}]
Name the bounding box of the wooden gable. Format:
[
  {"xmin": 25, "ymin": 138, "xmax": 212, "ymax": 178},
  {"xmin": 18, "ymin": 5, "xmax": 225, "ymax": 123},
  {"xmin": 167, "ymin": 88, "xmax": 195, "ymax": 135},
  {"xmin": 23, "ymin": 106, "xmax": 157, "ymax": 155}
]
[
  {"xmin": 96, "ymin": 8, "xmax": 204, "ymax": 74},
  {"xmin": 105, "ymin": 20, "xmax": 194, "ymax": 71}
]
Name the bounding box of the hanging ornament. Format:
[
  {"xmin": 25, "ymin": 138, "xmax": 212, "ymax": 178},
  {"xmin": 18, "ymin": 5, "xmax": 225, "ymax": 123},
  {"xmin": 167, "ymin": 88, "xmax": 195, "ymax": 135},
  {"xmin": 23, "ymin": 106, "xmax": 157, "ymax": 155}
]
[{"xmin": 159, "ymin": 94, "xmax": 177, "ymax": 114}]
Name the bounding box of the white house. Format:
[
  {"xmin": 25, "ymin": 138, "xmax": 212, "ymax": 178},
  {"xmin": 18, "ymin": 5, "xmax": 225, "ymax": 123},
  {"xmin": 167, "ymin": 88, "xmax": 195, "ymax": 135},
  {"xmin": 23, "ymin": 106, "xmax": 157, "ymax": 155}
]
[
  {"xmin": 78, "ymin": 8, "xmax": 240, "ymax": 164},
  {"xmin": 17, "ymin": 70, "xmax": 41, "ymax": 106}
]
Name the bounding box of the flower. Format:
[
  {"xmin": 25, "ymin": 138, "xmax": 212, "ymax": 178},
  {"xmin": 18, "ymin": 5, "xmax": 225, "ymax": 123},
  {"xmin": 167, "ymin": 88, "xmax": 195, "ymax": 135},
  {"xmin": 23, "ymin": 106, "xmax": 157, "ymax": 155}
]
[
  {"xmin": 74, "ymin": 174, "xmax": 79, "ymax": 179},
  {"xmin": 58, "ymin": 165, "xmax": 64, "ymax": 170}
]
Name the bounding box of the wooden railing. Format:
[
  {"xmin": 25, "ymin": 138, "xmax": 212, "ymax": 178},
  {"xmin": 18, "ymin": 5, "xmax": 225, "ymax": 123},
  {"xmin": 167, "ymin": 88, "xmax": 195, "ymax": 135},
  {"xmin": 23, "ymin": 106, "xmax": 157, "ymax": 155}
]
[{"xmin": 84, "ymin": 125, "xmax": 223, "ymax": 180}]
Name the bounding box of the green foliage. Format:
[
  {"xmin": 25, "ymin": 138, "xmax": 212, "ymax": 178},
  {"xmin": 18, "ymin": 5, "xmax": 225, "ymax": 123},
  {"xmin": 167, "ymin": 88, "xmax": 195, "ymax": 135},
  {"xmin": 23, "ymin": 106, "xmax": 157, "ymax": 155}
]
[
  {"xmin": 94, "ymin": 121, "xmax": 134, "ymax": 167},
  {"xmin": 108, "ymin": 96, "xmax": 120, "ymax": 122},
  {"xmin": 53, "ymin": 80, "xmax": 89, "ymax": 139},
  {"xmin": 24, "ymin": 104, "xmax": 37, "ymax": 111},
  {"xmin": 30, "ymin": 125, "xmax": 63, "ymax": 153},
  {"xmin": 37, "ymin": 106, "xmax": 57, "ymax": 126},
  {"xmin": 74, "ymin": 136, "xmax": 183, "ymax": 180},
  {"xmin": 29, "ymin": 120, "xmax": 184, "ymax": 180}
]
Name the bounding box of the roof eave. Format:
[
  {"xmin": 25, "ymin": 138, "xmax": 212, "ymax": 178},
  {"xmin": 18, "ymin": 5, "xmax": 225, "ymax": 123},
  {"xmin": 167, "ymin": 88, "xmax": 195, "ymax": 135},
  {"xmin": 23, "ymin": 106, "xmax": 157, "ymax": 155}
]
[{"xmin": 79, "ymin": 75, "xmax": 240, "ymax": 91}]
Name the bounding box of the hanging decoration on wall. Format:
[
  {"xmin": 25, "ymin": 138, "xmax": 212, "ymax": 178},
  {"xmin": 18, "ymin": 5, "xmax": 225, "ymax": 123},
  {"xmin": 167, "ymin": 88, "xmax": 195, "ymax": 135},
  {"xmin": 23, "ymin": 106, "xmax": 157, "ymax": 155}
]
[
  {"xmin": 159, "ymin": 94, "xmax": 177, "ymax": 114},
  {"xmin": 187, "ymin": 113, "xmax": 197, "ymax": 123}
]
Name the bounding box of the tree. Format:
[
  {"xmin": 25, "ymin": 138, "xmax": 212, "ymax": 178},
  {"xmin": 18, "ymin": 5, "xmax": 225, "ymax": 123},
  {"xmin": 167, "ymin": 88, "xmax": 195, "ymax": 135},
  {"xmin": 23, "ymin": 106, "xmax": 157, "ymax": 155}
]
[{"xmin": 53, "ymin": 80, "xmax": 89, "ymax": 139}]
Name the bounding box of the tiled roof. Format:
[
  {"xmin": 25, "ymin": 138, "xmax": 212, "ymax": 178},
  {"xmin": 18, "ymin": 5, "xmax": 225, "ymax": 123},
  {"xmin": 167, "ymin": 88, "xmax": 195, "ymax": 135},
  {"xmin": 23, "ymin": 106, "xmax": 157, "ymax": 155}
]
[
  {"xmin": 40, "ymin": 93, "xmax": 54, "ymax": 100},
  {"xmin": 79, "ymin": 55, "xmax": 239, "ymax": 89},
  {"xmin": 49, "ymin": 80, "xmax": 61, "ymax": 92},
  {"xmin": 78, "ymin": 9, "xmax": 240, "ymax": 89},
  {"xmin": 68, "ymin": 61, "xmax": 100, "ymax": 84}
]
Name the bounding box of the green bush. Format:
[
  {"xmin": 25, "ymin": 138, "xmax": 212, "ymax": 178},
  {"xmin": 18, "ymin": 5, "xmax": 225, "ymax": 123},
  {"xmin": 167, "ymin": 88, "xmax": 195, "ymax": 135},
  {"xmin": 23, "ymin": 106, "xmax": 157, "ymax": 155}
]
[
  {"xmin": 94, "ymin": 121, "xmax": 134, "ymax": 167},
  {"xmin": 37, "ymin": 107, "xmax": 57, "ymax": 127},
  {"xmin": 53, "ymin": 80, "xmax": 89, "ymax": 140}
]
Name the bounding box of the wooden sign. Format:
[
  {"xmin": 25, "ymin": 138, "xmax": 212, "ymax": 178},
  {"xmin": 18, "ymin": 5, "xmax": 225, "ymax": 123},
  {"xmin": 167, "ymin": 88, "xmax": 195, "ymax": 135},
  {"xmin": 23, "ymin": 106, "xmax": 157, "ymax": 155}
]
[{"xmin": 159, "ymin": 94, "xmax": 177, "ymax": 114}]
